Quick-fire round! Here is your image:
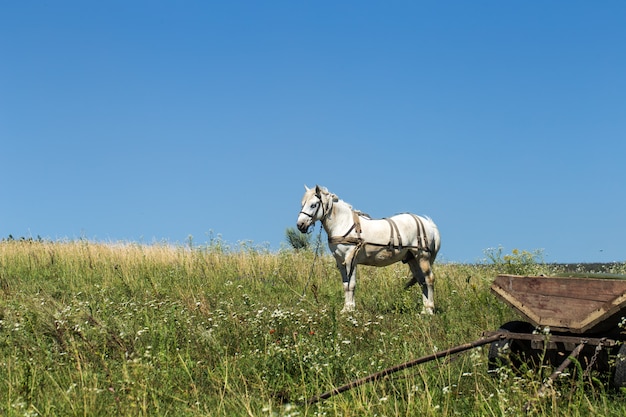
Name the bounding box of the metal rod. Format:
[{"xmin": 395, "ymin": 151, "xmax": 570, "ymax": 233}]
[
  {"xmin": 306, "ymin": 333, "xmax": 504, "ymax": 405},
  {"xmin": 482, "ymin": 331, "xmax": 617, "ymax": 347}
]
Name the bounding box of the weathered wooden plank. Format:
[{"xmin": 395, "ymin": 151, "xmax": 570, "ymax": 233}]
[
  {"xmin": 491, "ymin": 275, "xmax": 626, "ymax": 333},
  {"xmin": 494, "ymin": 275, "xmax": 626, "ymax": 302}
]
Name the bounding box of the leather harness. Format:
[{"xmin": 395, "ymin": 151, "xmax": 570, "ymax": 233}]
[
  {"xmin": 327, "ymin": 211, "xmax": 431, "ymax": 277},
  {"xmin": 328, "ymin": 211, "xmax": 430, "ymax": 253}
]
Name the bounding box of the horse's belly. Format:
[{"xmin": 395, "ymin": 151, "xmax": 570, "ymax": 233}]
[{"xmin": 359, "ymin": 246, "xmax": 406, "ymax": 266}]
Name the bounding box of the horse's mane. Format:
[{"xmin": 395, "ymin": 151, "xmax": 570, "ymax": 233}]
[
  {"xmin": 353, "ymin": 209, "xmax": 371, "ymax": 219},
  {"xmin": 336, "ymin": 198, "xmax": 371, "ymax": 219},
  {"xmin": 309, "ymin": 186, "xmax": 372, "ymax": 219}
]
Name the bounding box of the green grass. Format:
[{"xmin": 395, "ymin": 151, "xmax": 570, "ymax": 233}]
[{"xmin": 1, "ymin": 240, "xmax": 625, "ymax": 416}]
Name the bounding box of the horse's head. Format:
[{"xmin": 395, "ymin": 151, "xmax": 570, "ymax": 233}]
[{"xmin": 296, "ymin": 185, "xmax": 336, "ymax": 233}]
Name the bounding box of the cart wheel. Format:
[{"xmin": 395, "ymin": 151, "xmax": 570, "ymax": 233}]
[
  {"xmin": 488, "ymin": 321, "xmax": 536, "ymax": 374},
  {"xmin": 613, "ymin": 343, "xmax": 626, "ymax": 389}
]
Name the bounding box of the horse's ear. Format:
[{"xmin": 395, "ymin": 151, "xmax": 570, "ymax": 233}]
[
  {"xmin": 304, "ymin": 185, "xmax": 310, "ymax": 191},
  {"xmin": 315, "ymin": 185, "xmax": 323, "ymax": 195}
]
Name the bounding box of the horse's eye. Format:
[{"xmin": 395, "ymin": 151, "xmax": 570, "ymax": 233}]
[{"xmin": 310, "ymin": 203, "xmax": 318, "ymax": 209}]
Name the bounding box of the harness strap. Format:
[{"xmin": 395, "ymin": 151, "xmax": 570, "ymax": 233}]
[
  {"xmin": 327, "ymin": 211, "xmax": 364, "ymax": 277},
  {"xmin": 410, "ymin": 214, "xmax": 429, "ymax": 252},
  {"xmin": 352, "ymin": 211, "xmax": 362, "ymax": 235},
  {"xmin": 330, "ymin": 211, "xmax": 362, "ymax": 243},
  {"xmin": 328, "ymin": 236, "xmax": 362, "ymax": 245},
  {"xmin": 384, "ymin": 218, "xmax": 402, "ymax": 249},
  {"xmin": 329, "ymin": 213, "xmax": 430, "ymax": 252}
]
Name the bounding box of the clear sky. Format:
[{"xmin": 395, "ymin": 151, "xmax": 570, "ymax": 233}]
[{"xmin": 2, "ymin": 1, "xmax": 625, "ymax": 263}]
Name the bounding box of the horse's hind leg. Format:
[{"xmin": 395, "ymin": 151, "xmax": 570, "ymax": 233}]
[
  {"xmin": 407, "ymin": 255, "xmax": 435, "ymax": 314},
  {"xmin": 404, "ymin": 264, "xmax": 421, "ymax": 290},
  {"xmin": 420, "ymin": 257, "xmax": 436, "ymax": 314}
]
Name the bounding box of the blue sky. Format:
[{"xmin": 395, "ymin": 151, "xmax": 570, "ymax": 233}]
[{"xmin": 1, "ymin": 1, "xmax": 625, "ymax": 263}]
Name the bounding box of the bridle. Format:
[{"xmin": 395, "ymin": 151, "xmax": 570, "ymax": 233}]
[{"xmin": 299, "ymin": 191, "xmax": 331, "ymax": 231}]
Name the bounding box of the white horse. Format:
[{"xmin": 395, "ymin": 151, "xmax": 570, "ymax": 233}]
[{"xmin": 297, "ymin": 185, "xmax": 441, "ymax": 314}]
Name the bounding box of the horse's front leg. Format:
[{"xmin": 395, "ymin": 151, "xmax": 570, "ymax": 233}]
[{"xmin": 336, "ymin": 260, "xmax": 356, "ymax": 313}]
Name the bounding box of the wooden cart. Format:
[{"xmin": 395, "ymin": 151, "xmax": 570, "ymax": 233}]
[
  {"xmin": 486, "ymin": 274, "xmax": 626, "ymax": 387},
  {"xmin": 307, "ymin": 273, "xmax": 626, "ymax": 405}
]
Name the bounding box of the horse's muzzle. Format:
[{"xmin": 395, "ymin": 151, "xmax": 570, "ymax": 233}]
[
  {"xmin": 297, "ymin": 211, "xmax": 314, "ymax": 233},
  {"xmin": 297, "ymin": 221, "xmax": 310, "ymax": 234}
]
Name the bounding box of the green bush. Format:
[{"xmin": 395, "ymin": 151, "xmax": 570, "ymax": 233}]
[{"xmin": 483, "ymin": 246, "xmax": 553, "ymax": 276}]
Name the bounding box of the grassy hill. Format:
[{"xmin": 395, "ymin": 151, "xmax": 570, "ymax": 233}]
[{"xmin": 1, "ymin": 240, "xmax": 625, "ymax": 416}]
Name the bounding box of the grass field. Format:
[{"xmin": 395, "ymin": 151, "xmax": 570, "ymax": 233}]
[{"xmin": 1, "ymin": 239, "xmax": 625, "ymax": 416}]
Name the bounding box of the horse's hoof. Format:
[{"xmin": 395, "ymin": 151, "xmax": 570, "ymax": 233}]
[
  {"xmin": 340, "ymin": 306, "xmax": 355, "ymax": 314},
  {"xmin": 421, "ymin": 308, "xmax": 435, "ymax": 315}
]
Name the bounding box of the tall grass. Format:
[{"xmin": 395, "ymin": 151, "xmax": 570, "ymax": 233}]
[{"xmin": 0, "ymin": 240, "xmax": 625, "ymax": 416}]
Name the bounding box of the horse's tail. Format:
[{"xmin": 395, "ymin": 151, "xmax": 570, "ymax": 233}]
[{"xmin": 423, "ymin": 216, "xmax": 441, "ymax": 261}]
